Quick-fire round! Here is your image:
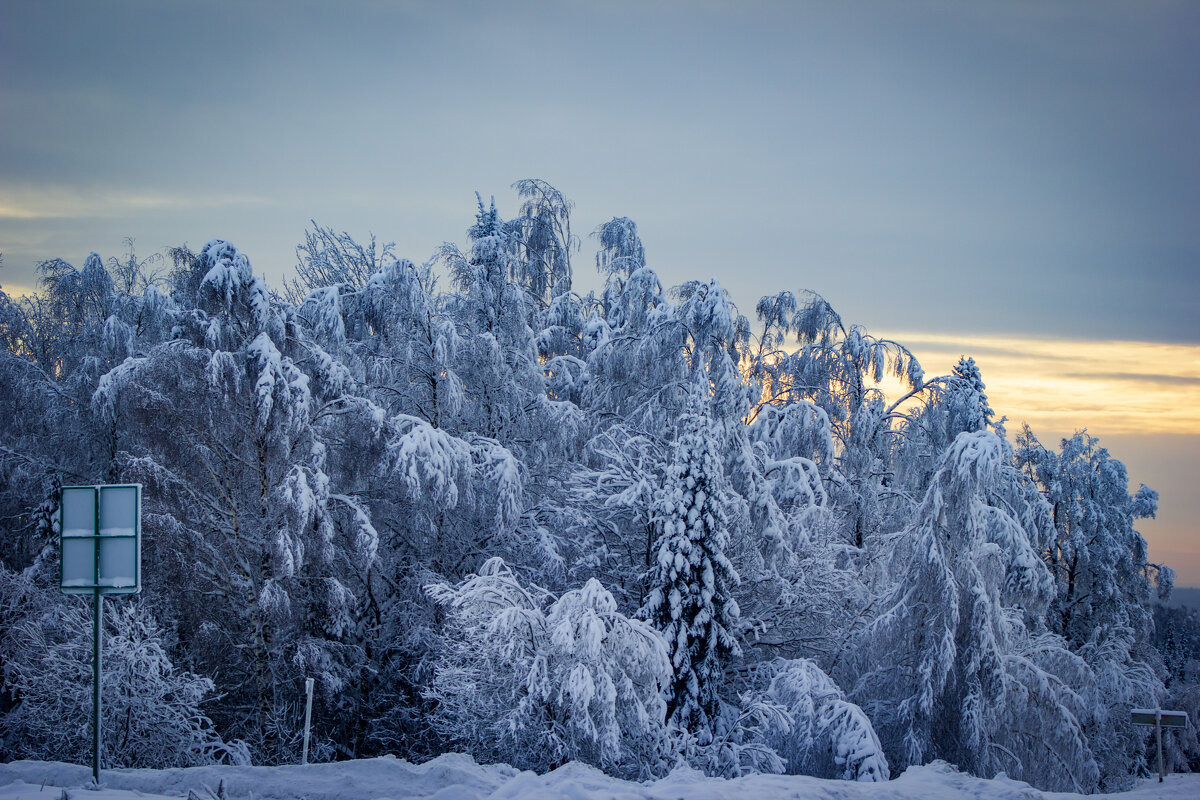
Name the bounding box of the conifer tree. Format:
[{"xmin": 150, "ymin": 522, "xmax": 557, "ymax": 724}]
[{"xmin": 641, "ymin": 404, "xmax": 741, "ymax": 737}]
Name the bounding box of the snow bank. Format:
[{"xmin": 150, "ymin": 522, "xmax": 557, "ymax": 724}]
[
  {"xmin": 0, "ymin": 753, "xmax": 515, "ymax": 800},
  {"xmin": 1, "ymin": 756, "xmax": 1194, "ymax": 800}
]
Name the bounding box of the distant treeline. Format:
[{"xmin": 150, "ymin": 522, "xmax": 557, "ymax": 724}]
[{"xmin": 1, "ymin": 181, "xmax": 1196, "ymax": 791}]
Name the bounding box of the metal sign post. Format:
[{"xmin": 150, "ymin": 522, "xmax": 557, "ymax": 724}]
[
  {"xmin": 60, "ymin": 484, "xmax": 141, "ymax": 786},
  {"xmin": 93, "ymin": 584, "xmax": 102, "ymax": 784},
  {"xmin": 1131, "ymin": 708, "xmax": 1189, "ymax": 782},
  {"xmin": 301, "ymin": 677, "xmax": 315, "ymax": 765}
]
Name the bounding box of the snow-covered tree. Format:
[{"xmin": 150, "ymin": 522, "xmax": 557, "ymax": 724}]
[
  {"xmin": 641, "ymin": 406, "xmax": 741, "ymax": 737},
  {"xmin": 594, "ymin": 216, "xmax": 645, "ymax": 283},
  {"xmin": 87, "ymin": 239, "xmax": 374, "ymax": 761},
  {"xmin": 0, "ymin": 568, "xmax": 241, "ymax": 768},
  {"xmin": 566, "ymin": 423, "xmax": 670, "ymax": 605},
  {"xmin": 1016, "ymin": 429, "xmax": 1161, "ymax": 646},
  {"xmin": 285, "ymin": 223, "xmax": 395, "ymax": 304},
  {"xmin": 440, "ymin": 196, "xmax": 555, "ymax": 446},
  {"xmin": 427, "ymin": 558, "xmax": 670, "ymax": 777},
  {"xmin": 510, "ymin": 178, "xmax": 577, "ymax": 310},
  {"xmin": 844, "ymin": 430, "xmax": 1098, "ymax": 791},
  {"xmin": 1153, "ymin": 603, "xmax": 1200, "ymax": 772},
  {"xmin": 894, "ymin": 355, "xmax": 996, "ymax": 497},
  {"xmin": 585, "ymin": 265, "xmax": 690, "ymax": 430},
  {"xmin": 757, "ymin": 658, "xmax": 889, "ymax": 781},
  {"xmin": 1016, "ymin": 428, "xmax": 1167, "ymax": 789}
]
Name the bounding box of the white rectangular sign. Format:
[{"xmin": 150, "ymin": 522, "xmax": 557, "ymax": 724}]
[{"xmin": 59, "ymin": 484, "xmax": 141, "ymax": 594}]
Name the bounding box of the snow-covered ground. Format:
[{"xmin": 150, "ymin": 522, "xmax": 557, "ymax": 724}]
[{"xmin": 0, "ymin": 755, "xmax": 1195, "ymax": 800}]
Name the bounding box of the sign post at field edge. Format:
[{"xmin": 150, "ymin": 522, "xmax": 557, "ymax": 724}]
[
  {"xmin": 1130, "ymin": 707, "xmax": 1189, "ymax": 782},
  {"xmin": 60, "ymin": 484, "xmax": 141, "ymax": 785}
]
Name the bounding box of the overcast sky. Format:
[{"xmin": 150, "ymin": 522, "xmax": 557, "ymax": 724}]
[{"xmin": 2, "ymin": 1, "xmax": 1198, "ymax": 576}]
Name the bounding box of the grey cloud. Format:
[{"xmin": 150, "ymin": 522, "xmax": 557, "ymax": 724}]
[
  {"xmin": 885, "ymin": 340, "xmax": 1074, "ymax": 362},
  {"xmin": 1, "ymin": 1, "xmax": 1197, "ymax": 341}
]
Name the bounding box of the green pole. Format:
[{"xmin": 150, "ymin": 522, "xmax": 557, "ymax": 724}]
[
  {"xmin": 93, "ymin": 587, "xmax": 102, "ymax": 785},
  {"xmin": 92, "ymin": 485, "xmax": 102, "ymax": 787}
]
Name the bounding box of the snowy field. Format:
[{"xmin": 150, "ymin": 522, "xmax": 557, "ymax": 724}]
[{"xmin": 1, "ymin": 756, "xmax": 1195, "ymax": 800}]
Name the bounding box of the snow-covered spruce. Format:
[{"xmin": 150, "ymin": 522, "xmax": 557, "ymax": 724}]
[{"xmin": 640, "ymin": 404, "xmax": 741, "ymax": 740}]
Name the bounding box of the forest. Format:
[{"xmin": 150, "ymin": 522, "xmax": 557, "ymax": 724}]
[{"xmin": 0, "ymin": 181, "xmax": 1197, "ymax": 793}]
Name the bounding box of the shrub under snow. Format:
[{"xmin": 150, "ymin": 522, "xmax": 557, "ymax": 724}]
[{"xmin": 426, "ymin": 558, "xmax": 671, "ymax": 778}]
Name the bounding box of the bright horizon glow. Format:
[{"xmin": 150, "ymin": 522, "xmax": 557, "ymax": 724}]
[
  {"xmin": 0, "ymin": 282, "xmax": 36, "ymax": 298},
  {"xmin": 0, "ymin": 183, "xmax": 269, "ymax": 220},
  {"xmin": 880, "ymin": 331, "xmax": 1200, "ymax": 437}
]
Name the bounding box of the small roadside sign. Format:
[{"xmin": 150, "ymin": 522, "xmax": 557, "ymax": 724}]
[
  {"xmin": 59, "ymin": 483, "xmax": 142, "ymax": 787},
  {"xmin": 60, "ymin": 484, "xmax": 141, "ymax": 594},
  {"xmin": 1131, "ymin": 709, "xmax": 1188, "ymax": 728},
  {"xmin": 1131, "ymin": 708, "xmax": 1190, "ymax": 782}
]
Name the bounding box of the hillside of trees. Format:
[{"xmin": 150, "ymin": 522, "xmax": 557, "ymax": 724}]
[{"xmin": 1, "ymin": 181, "xmax": 1196, "ymax": 792}]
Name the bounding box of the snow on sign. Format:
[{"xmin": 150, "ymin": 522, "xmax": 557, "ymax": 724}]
[
  {"xmin": 1131, "ymin": 709, "xmax": 1188, "ymax": 727},
  {"xmin": 1131, "ymin": 708, "xmax": 1189, "ymax": 783},
  {"xmin": 59, "ymin": 484, "xmax": 141, "ymax": 594}
]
